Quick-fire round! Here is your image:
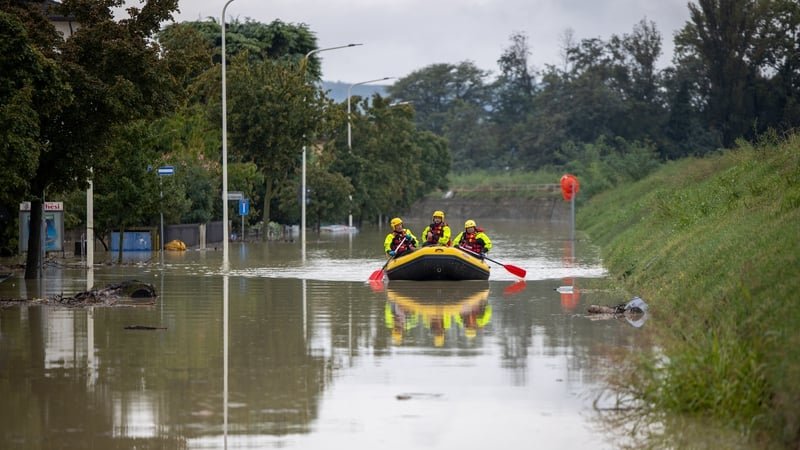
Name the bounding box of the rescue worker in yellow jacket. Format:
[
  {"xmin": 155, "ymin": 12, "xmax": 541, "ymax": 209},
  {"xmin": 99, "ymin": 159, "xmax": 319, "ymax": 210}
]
[
  {"xmin": 384, "ymin": 217, "xmax": 418, "ymax": 258},
  {"xmin": 454, "ymin": 219, "xmax": 492, "ymax": 257},
  {"xmin": 420, "ymin": 210, "xmax": 452, "ymax": 247}
]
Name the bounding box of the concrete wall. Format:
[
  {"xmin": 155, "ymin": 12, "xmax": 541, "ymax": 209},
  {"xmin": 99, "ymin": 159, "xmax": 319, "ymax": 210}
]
[{"xmin": 403, "ymin": 195, "xmax": 571, "ymax": 223}]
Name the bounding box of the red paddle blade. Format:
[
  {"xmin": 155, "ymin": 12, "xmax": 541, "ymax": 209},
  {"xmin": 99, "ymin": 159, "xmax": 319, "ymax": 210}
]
[
  {"xmin": 503, "ymin": 280, "xmax": 527, "ymax": 295},
  {"xmin": 368, "ymin": 269, "xmax": 385, "ymax": 281},
  {"xmin": 368, "ymin": 279, "xmax": 386, "ymax": 293},
  {"xmin": 503, "ymin": 264, "xmax": 526, "ymax": 279}
]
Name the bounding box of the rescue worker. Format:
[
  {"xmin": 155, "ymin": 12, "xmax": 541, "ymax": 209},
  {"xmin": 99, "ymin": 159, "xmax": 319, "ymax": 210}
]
[
  {"xmin": 384, "ymin": 217, "xmax": 418, "ymax": 258},
  {"xmin": 420, "ymin": 210, "xmax": 452, "ymax": 247},
  {"xmin": 454, "ymin": 219, "xmax": 492, "ymax": 257}
]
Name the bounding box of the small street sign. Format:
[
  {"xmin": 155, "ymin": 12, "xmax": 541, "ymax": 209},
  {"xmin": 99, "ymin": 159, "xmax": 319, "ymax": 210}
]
[
  {"xmin": 239, "ymin": 199, "xmax": 250, "ymax": 216},
  {"xmin": 227, "ymin": 191, "xmax": 243, "ymax": 201},
  {"xmin": 157, "ymin": 166, "xmax": 175, "ymax": 176}
]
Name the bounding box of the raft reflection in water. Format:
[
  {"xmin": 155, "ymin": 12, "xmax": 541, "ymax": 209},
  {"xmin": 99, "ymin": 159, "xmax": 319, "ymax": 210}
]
[{"xmin": 384, "ymin": 282, "xmax": 491, "ymax": 347}]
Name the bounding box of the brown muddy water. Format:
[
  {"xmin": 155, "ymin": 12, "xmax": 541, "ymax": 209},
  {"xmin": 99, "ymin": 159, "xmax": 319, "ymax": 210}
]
[{"xmin": 0, "ymin": 221, "xmax": 647, "ymax": 449}]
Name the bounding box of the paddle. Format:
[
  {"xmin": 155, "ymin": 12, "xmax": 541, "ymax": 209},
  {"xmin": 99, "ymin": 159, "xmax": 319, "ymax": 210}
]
[
  {"xmin": 368, "ymin": 235, "xmax": 411, "ymax": 281},
  {"xmin": 458, "ymin": 245, "xmax": 527, "ymax": 279}
]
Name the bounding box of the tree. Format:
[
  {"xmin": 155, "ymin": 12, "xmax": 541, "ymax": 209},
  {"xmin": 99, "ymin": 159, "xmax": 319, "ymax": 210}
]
[
  {"xmin": 157, "ymin": 21, "xmax": 215, "ymax": 94},
  {"xmin": 92, "ymin": 121, "xmax": 190, "ymax": 261},
  {"xmin": 609, "ymin": 19, "xmax": 666, "ymax": 140},
  {"xmin": 674, "ymin": 0, "xmax": 767, "ymax": 146},
  {"xmin": 387, "ymin": 62, "xmax": 491, "ymax": 136},
  {"xmin": 0, "ymin": 11, "xmax": 70, "ymax": 252},
  {"xmin": 1, "ymin": 0, "xmax": 180, "ymax": 278},
  {"xmin": 161, "ymin": 18, "xmax": 321, "ymax": 78},
  {"xmin": 493, "ymin": 32, "xmax": 537, "ymax": 128},
  {"xmin": 226, "ymin": 53, "xmax": 328, "ymax": 227}
]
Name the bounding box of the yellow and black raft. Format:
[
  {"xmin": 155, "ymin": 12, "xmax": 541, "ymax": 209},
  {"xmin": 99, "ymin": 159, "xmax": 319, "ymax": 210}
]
[{"xmin": 385, "ymin": 246, "xmax": 490, "ymax": 281}]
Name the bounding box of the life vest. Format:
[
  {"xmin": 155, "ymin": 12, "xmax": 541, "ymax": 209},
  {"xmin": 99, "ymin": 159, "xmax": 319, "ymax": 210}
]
[
  {"xmin": 391, "ymin": 231, "xmax": 415, "ymax": 254},
  {"xmin": 459, "ymin": 228, "xmax": 485, "ymax": 254},
  {"xmin": 426, "ymin": 221, "xmax": 449, "ymax": 245}
]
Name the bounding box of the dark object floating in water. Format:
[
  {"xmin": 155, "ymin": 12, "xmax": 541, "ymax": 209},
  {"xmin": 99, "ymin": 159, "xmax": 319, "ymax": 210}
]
[
  {"xmin": 587, "ymin": 297, "xmax": 649, "ymax": 328},
  {"xmin": 51, "ymin": 280, "xmax": 157, "ymax": 307},
  {"xmin": 395, "ymin": 392, "xmax": 444, "ymax": 401},
  {"xmin": 124, "ymin": 325, "xmax": 167, "ymax": 330},
  {"xmin": 0, "ymin": 272, "xmax": 11, "ymax": 283}
]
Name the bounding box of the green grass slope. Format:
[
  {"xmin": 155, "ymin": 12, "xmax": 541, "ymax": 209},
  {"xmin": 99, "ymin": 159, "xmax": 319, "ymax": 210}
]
[{"xmin": 579, "ymin": 132, "xmax": 800, "ymax": 447}]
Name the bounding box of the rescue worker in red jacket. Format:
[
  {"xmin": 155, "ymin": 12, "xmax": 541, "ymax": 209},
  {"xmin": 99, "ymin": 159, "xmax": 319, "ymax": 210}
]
[
  {"xmin": 420, "ymin": 210, "xmax": 452, "ymax": 247},
  {"xmin": 384, "ymin": 217, "xmax": 418, "ymax": 258},
  {"xmin": 454, "ymin": 219, "xmax": 492, "ymax": 257}
]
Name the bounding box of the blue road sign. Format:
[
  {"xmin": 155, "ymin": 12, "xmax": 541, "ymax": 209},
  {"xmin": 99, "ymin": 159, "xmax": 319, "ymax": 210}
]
[
  {"xmin": 157, "ymin": 166, "xmax": 175, "ymax": 176},
  {"xmin": 239, "ymin": 199, "xmax": 249, "ymax": 216}
]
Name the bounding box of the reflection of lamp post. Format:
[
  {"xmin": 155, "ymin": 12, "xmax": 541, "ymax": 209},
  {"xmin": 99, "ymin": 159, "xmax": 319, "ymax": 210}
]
[
  {"xmin": 347, "ymin": 77, "xmax": 393, "ymax": 150},
  {"xmin": 300, "ymin": 44, "xmax": 362, "ymax": 261},
  {"xmin": 221, "ymin": 0, "xmax": 235, "ymax": 271}
]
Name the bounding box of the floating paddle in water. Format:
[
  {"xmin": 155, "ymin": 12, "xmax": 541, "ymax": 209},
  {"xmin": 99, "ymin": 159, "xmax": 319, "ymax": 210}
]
[
  {"xmin": 368, "ymin": 235, "xmax": 411, "ymax": 281},
  {"xmin": 458, "ymin": 246, "xmax": 527, "ymax": 279}
]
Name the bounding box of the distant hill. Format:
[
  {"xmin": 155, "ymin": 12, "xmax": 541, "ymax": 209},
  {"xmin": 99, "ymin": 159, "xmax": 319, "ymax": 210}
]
[{"xmin": 321, "ymin": 81, "xmax": 389, "ymax": 103}]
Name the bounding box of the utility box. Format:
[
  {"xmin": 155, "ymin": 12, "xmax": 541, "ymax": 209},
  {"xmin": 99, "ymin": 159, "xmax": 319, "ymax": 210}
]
[{"xmin": 19, "ymin": 202, "xmax": 64, "ymax": 253}]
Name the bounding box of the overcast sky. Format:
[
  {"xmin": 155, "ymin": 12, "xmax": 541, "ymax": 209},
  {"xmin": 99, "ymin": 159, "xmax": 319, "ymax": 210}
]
[{"xmin": 163, "ymin": 0, "xmax": 692, "ymax": 85}]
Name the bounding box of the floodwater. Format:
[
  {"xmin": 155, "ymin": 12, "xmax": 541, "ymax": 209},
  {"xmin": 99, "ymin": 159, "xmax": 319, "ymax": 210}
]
[{"xmin": 0, "ymin": 221, "xmax": 647, "ymax": 449}]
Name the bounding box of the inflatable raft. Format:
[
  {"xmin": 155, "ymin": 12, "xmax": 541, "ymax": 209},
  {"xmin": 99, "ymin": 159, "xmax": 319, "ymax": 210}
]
[{"xmin": 385, "ymin": 246, "xmax": 490, "ymax": 281}]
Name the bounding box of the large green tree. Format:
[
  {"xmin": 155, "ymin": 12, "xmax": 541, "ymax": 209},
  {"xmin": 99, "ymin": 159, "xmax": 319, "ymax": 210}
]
[
  {"xmin": 674, "ymin": 0, "xmax": 771, "ymax": 146},
  {"xmin": 387, "ymin": 62, "xmax": 491, "ymax": 136},
  {"xmin": 226, "ymin": 52, "xmax": 335, "ymax": 227},
  {"xmin": 161, "ymin": 18, "xmax": 321, "ymax": 77},
  {"xmin": 1, "ymin": 0, "xmax": 180, "ymax": 277},
  {"xmin": 0, "ymin": 11, "xmax": 69, "ymax": 254}
]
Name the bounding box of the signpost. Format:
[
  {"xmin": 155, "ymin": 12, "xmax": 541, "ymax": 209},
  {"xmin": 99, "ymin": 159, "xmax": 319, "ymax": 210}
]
[
  {"xmin": 157, "ymin": 166, "xmax": 175, "ymax": 176},
  {"xmin": 223, "ymin": 192, "xmax": 244, "ymax": 241},
  {"xmin": 560, "ymin": 174, "xmax": 580, "ymax": 241},
  {"xmin": 238, "ymin": 199, "xmax": 249, "ymax": 240},
  {"xmin": 158, "ymin": 166, "xmax": 175, "ymax": 261}
]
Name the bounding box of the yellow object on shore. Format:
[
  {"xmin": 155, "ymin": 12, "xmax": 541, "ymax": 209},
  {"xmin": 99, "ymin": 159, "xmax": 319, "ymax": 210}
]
[{"xmin": 164, "ymin": 240, "xmax": 187, "ymax": 251}]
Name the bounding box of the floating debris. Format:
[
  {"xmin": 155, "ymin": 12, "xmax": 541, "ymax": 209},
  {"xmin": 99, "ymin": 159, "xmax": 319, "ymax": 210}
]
[
  {"xmin": 587, "ymin": 297, "xmax": 649, "ymax": 328},
  {"xmin": 124, "ymin": 325, "xmax": 167, "ymax": 330}
]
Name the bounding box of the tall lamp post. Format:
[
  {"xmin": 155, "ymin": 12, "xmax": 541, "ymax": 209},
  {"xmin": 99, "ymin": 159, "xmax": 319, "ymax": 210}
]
[
  {"xmin": 299, "ymin": 43, "xmax": 362, "ymax": 261},
  {"xmin": 221, "ymin": 0, "xmax": 235, "ymax": 271},
  {"xmin": 347, "ymin": 77, "xmax": 393, "ymax": 150}
]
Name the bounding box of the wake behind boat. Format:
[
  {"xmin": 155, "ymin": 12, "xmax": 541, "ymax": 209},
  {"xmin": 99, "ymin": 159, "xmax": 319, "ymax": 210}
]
[{"xmin": 385, "ymin": 246, "xmax": 490, "ymax": 281}]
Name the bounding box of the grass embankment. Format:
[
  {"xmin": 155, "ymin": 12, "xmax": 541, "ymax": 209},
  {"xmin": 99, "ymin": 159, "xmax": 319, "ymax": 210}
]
[{"xmin": 579, "ymin": 133, "xmax": 800, "ymax": 447}]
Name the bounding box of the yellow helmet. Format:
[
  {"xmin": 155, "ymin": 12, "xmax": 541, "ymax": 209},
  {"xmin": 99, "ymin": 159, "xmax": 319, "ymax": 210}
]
[
  {"xmin": 390, "ymin": 217, "xmax": 403, "ymax": 228},
  {"xmin": 432, "ymin": 210, "xmax": 445, "ymax": 220},
  {"xmin": 464, "ymin": 219, "xmax": 476, "ymax": 229}
]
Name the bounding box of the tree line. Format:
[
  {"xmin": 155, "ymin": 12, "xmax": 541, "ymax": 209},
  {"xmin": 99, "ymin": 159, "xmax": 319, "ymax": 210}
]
[
  {"xmin": 388, "ymin": 0, "xmax": 798, "ymax": 177},
  {"xmin": 0, "ymin": 1, "xmax": 449, "ymax": 277}
]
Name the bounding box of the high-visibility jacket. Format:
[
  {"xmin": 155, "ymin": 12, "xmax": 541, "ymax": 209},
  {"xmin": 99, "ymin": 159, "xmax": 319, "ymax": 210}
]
[
  {"xmin": 454, "ymin": 229, "xmax": 492, "ymax": 254},
  {"xmin": 383, "ymin": 229, "xmax": 418, "ymax": 256},
  {"xmin": 421, "ymin": 221, "xmax": 452, "ymax": 246}
]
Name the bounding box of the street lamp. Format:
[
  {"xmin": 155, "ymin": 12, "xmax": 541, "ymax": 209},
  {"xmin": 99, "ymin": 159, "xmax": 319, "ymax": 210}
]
[
  {"xmin": 299, "ymin": 43, "xmax": 362, "ymax": 261},
  {"xmin": 221, "ymin": 0, "xmax": 235, "ymax": 271},
  {"xmin": 347, "ymin": 77, "xmax": 393, "ymax": 150}
]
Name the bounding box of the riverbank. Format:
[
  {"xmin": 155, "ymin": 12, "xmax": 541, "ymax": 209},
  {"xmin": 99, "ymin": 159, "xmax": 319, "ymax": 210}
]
[{"xmin": 578, "ymin": 133, "xmax": 800, "ymax": 448}]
